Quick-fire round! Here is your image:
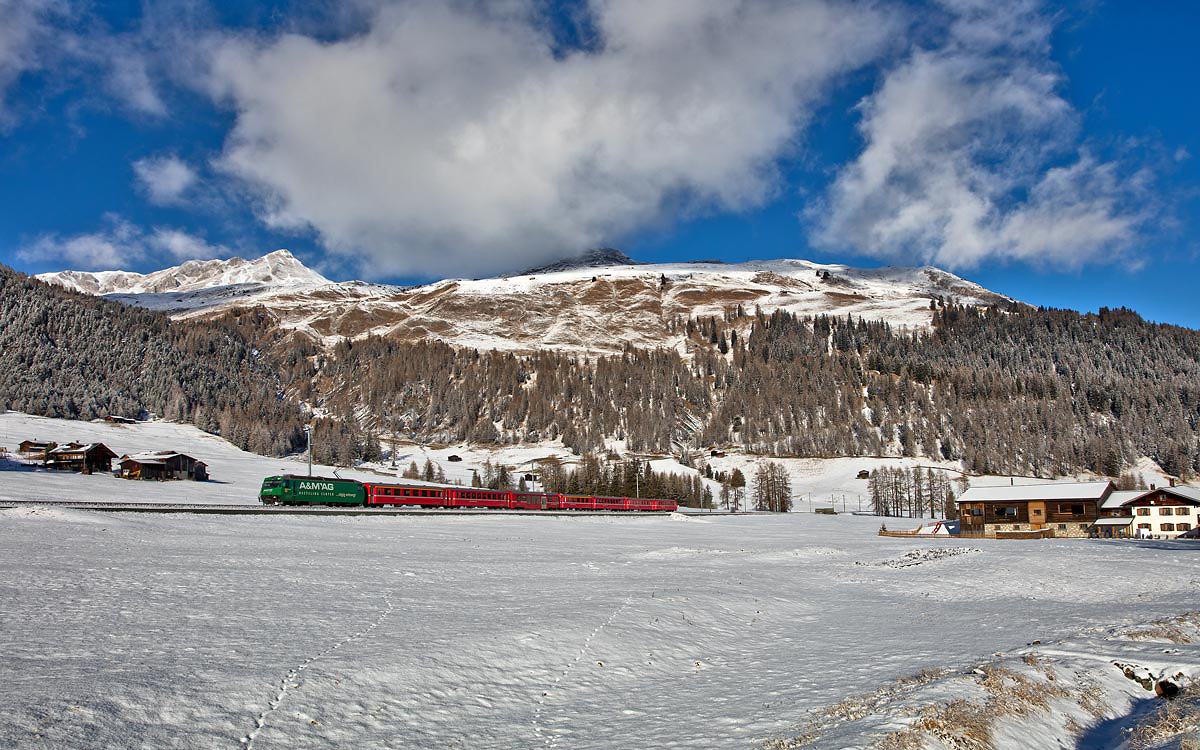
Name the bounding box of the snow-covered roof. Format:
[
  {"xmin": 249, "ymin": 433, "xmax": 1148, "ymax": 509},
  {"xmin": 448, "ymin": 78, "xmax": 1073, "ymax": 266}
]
[
  {"xmin": 1114, "ymin": 485, "xmax": 1200, "ymax": 506},
  {"xmin": 47, "ymin": 442, "xmax": 108, "ymax": 455},
  {"xmin": 1102, "ymin": 490, "xmax": 1147, "ymax": 509},
  {"xmin": 957, "ymin": 481, "xmax": 1112, "ymax": 504},
  {"xmin": 121, "ymin": 451, "xmax": 187, "ymax": 463},
  {"xmin": 1160, "ymin": 485, "xmax": 1200, "ymax": 503},
  {"xmin": 1092, "ymin": 517, "xmax": 1133, "ymax": 526}
]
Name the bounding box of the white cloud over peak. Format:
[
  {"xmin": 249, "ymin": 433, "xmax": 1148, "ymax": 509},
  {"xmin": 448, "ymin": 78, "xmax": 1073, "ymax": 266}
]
[
  {"xmin": 814, "ymin": 0, "xmax": 1150, "ymax": 269},
  {"xmin": 133, "ymin": 155, "xmax": 198, "ymax": 204},
  {"xmin": 206, "ymin": 0, "xmax": 897, "ymax": 278},
  {"xmin": 20, "ymin": 215, "xmax": 229, "ymax": 270}
]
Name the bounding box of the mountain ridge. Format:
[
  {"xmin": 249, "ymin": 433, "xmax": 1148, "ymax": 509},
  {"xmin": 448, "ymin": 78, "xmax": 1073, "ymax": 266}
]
[{"xmin": 36, "ymin": 250, "xmax": 1018, "ymax": 354}]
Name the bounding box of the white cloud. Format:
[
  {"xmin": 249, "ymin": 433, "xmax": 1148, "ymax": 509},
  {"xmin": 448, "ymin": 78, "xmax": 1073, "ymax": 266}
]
[
  {"xmin": 133, "ymin": 155, "xmax": 198, "ymax": 204},
  {"xmin": 814, "ymin": 0, "xmax": 1150, "ymax": 269},
  {"xmin": 206, "ymin": 0, "xmax": 897, "ymax": 278},
  {"xmin": 0, "ymin": 0, "xmax": 173, "ymax": 126},
  {"xmin": 0, "ymin": 0, "xmax": 60, "ymax": 125},
  {"xmin": 104, "ymin": 52, "xmax": 166, "ymax": 116},
  {"xmin": 19, "ymin": 215, "xmax": 229, "ymax": 270},
  {"xmin": 148, "ymin": 227, "xmax": 225, "ymax": 260}
]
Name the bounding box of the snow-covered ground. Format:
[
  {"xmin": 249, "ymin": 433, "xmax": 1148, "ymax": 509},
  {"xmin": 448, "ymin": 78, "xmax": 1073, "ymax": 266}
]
[
  {"xmin": 0, "ymin": 412, "xmax": 1181, "ymax": 515},
  {"xmin": 0, "ymin": 412, "xmax": 401, "ymax": 506},
  {"xmin": 2, "ymin": 508, "xmax": 1197, "ymax": 749}
]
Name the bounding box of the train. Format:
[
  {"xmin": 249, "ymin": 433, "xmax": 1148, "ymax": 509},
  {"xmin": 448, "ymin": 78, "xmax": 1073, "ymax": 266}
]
[{"xmin": 258, "ymin": 474, "xmax": 678, "ymax": 512}]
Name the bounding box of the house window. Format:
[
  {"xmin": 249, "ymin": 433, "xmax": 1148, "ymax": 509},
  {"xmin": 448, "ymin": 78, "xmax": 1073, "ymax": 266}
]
[
  {"xmin": 1057, "ymin": 503, "xmax": 1085, "ymax": 515},
  {"xmin": 1137, "ymin": 523, "xmax": 1151, "ymax": 530},
  {"xmin": 1161, "ymin": 523, "xmax": 1175, "ymax": 532},
  {"xmin": 1057, "ymin": 524, "xmax": 1067, "ymax": 530},
  {"xmin": 1176, "ymin": 507, "xmax": 1190, "ymax": 515},
  {"xmin": 1136, "ymin": 508, "xmax": 1150, "ymax": 516},
  {"xmin": 995, "ymin": 506, "xmax": 1018, "ymax": 517},
  {"xmin": 1032, "ymin": 508, "xmax": 1043, "ymax": 516},
  {"xmin": 1178, "ymin": 523, "xmax": 1192, "ymax": 532},
  {"xmin": 1160, "ymin": 508, "xmax": 1173, "ymax": 515}
]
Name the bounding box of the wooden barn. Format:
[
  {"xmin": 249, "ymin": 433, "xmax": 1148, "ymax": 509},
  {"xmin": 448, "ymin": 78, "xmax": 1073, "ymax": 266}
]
[
  {"xmin": 17, "ymin": 440, "xmax": 56, "ymax": 459},
  {"xmin": 956, "ymin": 481, "xmax": 1114, "ymax": 538},
  {"xmin": 44, "ymin": 443, "xmax": 117, "ymax": 474},
  {"xmin": 118, "ymin": 451, "xmax": 208, "ymax": 481}
]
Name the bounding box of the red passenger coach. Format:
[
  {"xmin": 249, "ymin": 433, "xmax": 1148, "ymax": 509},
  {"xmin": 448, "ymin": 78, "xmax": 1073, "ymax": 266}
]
[
  {"xmin": 510, "ymin": 492, "xmax": 552, "ymax": 509},
  {"xmin": 361, "ymin": 481, "xmax": 678, "ymax": 512},
  {"xmin": 365, "ymin": 484, "xmax": 448, "ymax": 507},
  {"xmin": 447, "ymin": 488, "xmax": 509, "ymax": 508}
]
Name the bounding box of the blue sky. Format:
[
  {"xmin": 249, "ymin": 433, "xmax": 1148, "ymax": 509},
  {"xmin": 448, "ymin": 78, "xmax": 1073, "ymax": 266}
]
[{"xmin": 2, "ymin": 1, "xmax": 1198, "ymax": 327}]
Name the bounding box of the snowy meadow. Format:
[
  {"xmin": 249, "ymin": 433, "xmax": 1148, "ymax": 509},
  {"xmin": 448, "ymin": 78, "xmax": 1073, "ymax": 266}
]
[{"xmin": 2, "ymin": 507, "xmax": 1199, "ymax": 749}]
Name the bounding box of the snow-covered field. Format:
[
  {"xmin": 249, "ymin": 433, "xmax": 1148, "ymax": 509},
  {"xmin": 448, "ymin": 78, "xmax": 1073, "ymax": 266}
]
[
  {"xmin": 3, "ymin": 413, "xmax": 1198, "ymax": 748},
  {"xmin": 3, "ymin": 412, "xmax": 1174, "ymax": 513},
  {"xmin": 0, "ymin": 412, "xmax": 428, "ymax": 506},
  {"xmin": 2, "ymin": 508, "xmax": 1198, "ymax": 749}
]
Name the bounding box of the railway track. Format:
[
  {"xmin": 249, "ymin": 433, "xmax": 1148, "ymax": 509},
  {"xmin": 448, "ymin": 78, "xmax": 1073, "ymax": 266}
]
[{"xmin": 0, "ymin": 499, "xmax": 680, "ymax": 516}]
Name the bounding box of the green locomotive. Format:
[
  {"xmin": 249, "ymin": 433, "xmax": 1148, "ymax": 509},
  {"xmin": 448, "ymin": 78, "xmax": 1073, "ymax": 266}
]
[{"xmin": 259, "ymin": 475, "xmax": 365, "ymax": 506}]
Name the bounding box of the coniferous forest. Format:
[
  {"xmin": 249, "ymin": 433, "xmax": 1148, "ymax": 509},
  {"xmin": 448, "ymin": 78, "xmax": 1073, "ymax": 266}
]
[
  {"xmin": 3, "ymin": 264, "xmax": 1198, "ymax": 478},
  {"xmin": 0, "ymin": 265, "xmax": 307, "ymax": 456}
]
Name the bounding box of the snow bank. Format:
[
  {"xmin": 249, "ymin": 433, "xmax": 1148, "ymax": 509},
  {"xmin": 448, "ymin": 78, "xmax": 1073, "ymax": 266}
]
[{"xmin": 766, "ymin": 612, "xmax": 1200, "ymax": 750}]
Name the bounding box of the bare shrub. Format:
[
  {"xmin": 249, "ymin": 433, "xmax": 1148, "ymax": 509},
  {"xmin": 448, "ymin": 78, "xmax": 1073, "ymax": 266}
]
[{"xmin": 1127, "ymin": 681, "xmax": 1200, "ymax": 750}]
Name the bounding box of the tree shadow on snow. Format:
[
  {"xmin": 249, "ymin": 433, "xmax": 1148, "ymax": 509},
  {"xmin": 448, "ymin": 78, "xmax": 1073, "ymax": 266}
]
[
  {"xmin": 1075, "ymin": 697, "xmax": 1159, "ymax": 750},
  {"xmin": 1122, "ymin": 539, "xmax": 1200, "ymax": 553}
]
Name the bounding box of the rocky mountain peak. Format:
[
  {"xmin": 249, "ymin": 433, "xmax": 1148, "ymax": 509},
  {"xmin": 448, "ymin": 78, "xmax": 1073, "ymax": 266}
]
[{"xmin": 516, "ymin": 248, "xmax": 642, "ymax": 276}]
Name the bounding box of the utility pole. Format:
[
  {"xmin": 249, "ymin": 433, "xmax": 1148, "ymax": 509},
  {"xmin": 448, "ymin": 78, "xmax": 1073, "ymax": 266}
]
[{"xmin": 304, "ymin": 426, "xmax": 312, "ymax": 477}]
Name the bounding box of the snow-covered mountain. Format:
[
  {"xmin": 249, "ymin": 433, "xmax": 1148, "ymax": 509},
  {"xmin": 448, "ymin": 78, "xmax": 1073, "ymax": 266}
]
[
  {"xmin": 36, "ymin": 249, "xmax": 330, "ymax": 313},
  {"xmin": 36, "ymin": 250, "xmax": 1016, "ymax": 354}
]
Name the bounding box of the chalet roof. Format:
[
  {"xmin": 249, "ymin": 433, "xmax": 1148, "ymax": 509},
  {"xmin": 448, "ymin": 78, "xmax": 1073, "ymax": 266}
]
[
  {"xmin": 1092, "ymin": 517, "xmax": 1133, "ymax": 526},
  {"xmin": 121, "ymin": 456, "xmax": 166, "ymax": 465},
  {"xmin": 47, "ymin": 442, "xmax": 115, "ymax": 457},
  {"xmin": 956, "ymin": 481, "xmax": 1112, "ymax": 504},
  {"xmin": 1117, "ymin": 485, "xmax": 1200, "ymax": 506}
]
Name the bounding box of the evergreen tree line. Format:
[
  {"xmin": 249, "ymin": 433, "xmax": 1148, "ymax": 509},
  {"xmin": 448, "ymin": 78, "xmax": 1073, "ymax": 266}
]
[
  {"xmin": 303, "ymin": 303, "xmax": 1200, "ymax": 478},
  {"xmin": 10, "ymin": 259, "xmax": 1200, "ymax": 480},
  {"xmin": 0, "ymin": 266, "xmax": 310, "ymax": 456},
  {"xmin": 530, "ymin": 456, "xmax": 712, "ymax": 508}
]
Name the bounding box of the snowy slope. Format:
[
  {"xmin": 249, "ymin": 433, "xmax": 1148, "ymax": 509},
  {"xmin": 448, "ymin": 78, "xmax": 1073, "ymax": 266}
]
[
  {"xmin": 0, "ymin": 412, "xmax": 417, "ymax": 506},
  {"xmin": 34, "ymin": 252, "xmax": 1016, "ymax": 354}
]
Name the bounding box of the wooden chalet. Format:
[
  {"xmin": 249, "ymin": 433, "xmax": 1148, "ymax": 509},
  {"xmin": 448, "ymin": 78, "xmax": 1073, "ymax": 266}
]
[
  {"xmin": 956, "ymin": 481, "xmax": 1113, "ymax": 538},
  {"xmin": 44, "ymin": 442, "xmax": 117, "ymax": 474},
  {"xmin": 17, "ymin": 440, "xmax": 56, "ymax": 459},
  {"xmin": 118, "ymin": 451, "xmax": 208, "ymax": 481}
]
